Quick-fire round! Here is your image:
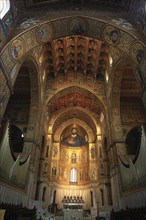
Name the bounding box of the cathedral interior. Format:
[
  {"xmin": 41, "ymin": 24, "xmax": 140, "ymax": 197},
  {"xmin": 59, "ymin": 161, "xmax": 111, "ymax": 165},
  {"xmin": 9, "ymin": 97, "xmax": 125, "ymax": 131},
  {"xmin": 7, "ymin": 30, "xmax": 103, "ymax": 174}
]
[{"xmin": 0, "ymin": 0, "xmax": 146, "ymax": 220}]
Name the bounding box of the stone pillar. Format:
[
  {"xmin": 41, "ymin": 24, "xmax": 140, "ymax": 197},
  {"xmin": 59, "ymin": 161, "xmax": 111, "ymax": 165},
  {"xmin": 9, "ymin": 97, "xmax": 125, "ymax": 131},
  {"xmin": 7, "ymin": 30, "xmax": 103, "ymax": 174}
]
[
  {"xmin": 103, "ymin": 183, "xmax": 109, "ymax": 206},
  {"xmin": 110, "ymin": 143, "xmax": 121, "ymax": 211},
  {"xmin": 92, "ymin": 187, "xmax": 98, "ymax": 209},
  {"xmin": 110, "ymin": 170, "xmax": 121, "ymax": 211},
  {"xmin": 105, "ymin": 183, "xmax": 112, "ymax": 206},
  {"xmin": 0, "ymin": 84, "xmax": 11, "ymax": 124},
  {"xmin": 142, "ymin": 88, "xmax": 146, "ymax": 110},
  {"xmin": 24, "ymin": 142, "xmax": 40, "ymax": 207}
]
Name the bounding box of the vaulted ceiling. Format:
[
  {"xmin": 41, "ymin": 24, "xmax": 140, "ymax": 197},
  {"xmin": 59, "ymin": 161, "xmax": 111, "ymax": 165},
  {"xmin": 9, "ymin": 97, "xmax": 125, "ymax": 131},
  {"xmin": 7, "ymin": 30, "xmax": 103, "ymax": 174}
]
[
  {"xmin": 43, "ymin": 36, "xmax": 109, "ymax": 81},
  {"xmin": 5, "ymin": 0, "xmax": 145, "ymax": 137}
]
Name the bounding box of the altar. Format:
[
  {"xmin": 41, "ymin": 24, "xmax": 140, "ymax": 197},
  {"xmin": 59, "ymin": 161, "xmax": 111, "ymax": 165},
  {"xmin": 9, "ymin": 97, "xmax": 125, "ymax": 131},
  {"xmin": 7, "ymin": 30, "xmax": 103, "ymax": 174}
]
[{"xmin": 62, "ymin": 196, "xmax": 84, "ymax": 220}]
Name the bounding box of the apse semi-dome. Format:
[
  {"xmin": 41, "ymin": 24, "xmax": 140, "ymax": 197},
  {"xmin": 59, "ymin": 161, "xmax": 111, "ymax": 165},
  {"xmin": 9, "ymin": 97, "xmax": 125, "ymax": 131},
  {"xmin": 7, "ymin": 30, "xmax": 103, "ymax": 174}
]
[{"xmin": 61, "ymin": 127, "xmax": 87, "ymax": 147}]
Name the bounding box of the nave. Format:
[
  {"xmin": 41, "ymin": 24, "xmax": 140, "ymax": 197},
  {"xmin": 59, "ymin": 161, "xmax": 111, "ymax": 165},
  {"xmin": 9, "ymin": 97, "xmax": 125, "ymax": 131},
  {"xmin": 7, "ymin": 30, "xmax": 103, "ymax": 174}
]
[{"xmin": 0, "ymin": 0, "xmax": 146, "ymax": 220}]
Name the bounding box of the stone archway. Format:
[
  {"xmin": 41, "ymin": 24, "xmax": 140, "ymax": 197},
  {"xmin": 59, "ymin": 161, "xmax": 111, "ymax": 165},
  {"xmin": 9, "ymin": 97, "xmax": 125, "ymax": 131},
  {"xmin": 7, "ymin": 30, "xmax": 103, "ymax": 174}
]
[
  {"xmin": 1, "ymin": 15, "xmax": 146, "ymax": 86},
  {"xmin": 0, "ymin": 16, "xmax": 145, "ymax": 148},
  {"xmin": 0, "ymin": 58, "xmax": 40, "ymax": 199},
  {"xmin": 0, "ymin": 17, "xmax": 145, "ymax": 148},
  {"xmin": 110, "ymin": 57, "xmax": 146, "ymax": 165}
]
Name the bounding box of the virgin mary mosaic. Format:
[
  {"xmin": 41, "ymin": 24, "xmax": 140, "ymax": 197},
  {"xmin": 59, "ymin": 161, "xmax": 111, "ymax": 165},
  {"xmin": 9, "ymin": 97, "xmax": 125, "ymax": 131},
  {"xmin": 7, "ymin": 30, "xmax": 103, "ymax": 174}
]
[{"xmin": 61, "ymin": 127, "xmax": 87, "ymax": 147}]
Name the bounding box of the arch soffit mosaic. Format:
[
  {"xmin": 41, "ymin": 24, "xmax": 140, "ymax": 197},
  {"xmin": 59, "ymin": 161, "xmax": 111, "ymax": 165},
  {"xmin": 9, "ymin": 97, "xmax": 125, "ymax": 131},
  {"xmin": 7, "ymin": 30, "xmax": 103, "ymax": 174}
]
[
  {"xmin": 11, "ymin": 57, "xmax": 40, "ymax": 140},
  {"xmin": 54, "ymin": 118, "xmax": 95, "ymax": 143},
  {"xmin": 49, "ymin": 107, "xmax": 97, "ymax": 135},
  {"xmin": 15, "ymin": 57, "xmax": 40, "ymax": 105},
  {"xmin": 47, "ymin": 85, "xmax": 106, "ymax": 115},
  {"xmin": 0, "ymin": 15, "xmax": 145, "ymax": 145},
  {"xmin": 10, "ymin": 55, "xmax": 40, "ymax": 87},
  {"xmin": 111, "ymin": 57, "xmax": 142, "ymax": 117},
  {"xmin": 1, "ymin": 15, "xmax": 146, "ymax": 85},
  {"xmin": 46, "ymin": 83, "xmax": 106, "ymax": 109},
  {"xmin": 110, "ymin": 57, "xmax": 144, "ymax": 138},
  {"xmin": 49, "ymin": 106, "xmax": 98, "ymax": 126},
  {"xmin": 109, "ymin": 57, "xmax": 145, "ymax": 166},
  {"xmin": 110, "ymin": 59, "xmax": 129, "ymax": 141}
]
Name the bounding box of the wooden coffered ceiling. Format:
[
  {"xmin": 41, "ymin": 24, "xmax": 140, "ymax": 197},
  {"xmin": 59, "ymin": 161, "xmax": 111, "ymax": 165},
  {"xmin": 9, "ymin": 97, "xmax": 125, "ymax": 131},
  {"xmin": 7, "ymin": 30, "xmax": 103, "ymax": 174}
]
[{"xmin": 43, "ymin": 36, "xmax": 109, "ymax": 81}]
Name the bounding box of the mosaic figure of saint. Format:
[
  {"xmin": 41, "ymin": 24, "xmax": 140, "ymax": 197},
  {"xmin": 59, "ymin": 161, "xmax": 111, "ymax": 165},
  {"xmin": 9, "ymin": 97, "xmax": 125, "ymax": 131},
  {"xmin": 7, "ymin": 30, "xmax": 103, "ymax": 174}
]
[
  {"xmin": 53, "ymin": 147, "xmax": 58, "ymax": 157},
  {"xmin": 64, "ymin": 169, "xmax": 68, "ymax": 181},
  {"xmin": 61, "ymin": 127, "xmax": 87, "ymax": 147},
  {"xmin": 136, "ymin": 49, "xmax": 144, "ymax": 64},
  {"xmin": 52, "ymin": 167, "xmax": 56, "ymax": 177},
  {"xmin": 11, "ymin": 45, "xmax": 22, "ymax": 59},
  {"xmin": 91, "ymin": 147, "xmax": 96, "ymax": 158},
  {"xmin": 71, "ymin": 152, "xmax": 77, "ymax": 163},
  {"xmin": 37, "ymin": 23, "xmax": 54, "ymax": 43},
  {"xmin": 69, "ymin": 17, "xmax": 87, "ymax": 35},
  {"xmin": 103, "ymin": 25, "xmax": 120, "ymax": 45},
  {"xmin": 109, "ymin": 30, "xmax": 119, "ymax": 44}
]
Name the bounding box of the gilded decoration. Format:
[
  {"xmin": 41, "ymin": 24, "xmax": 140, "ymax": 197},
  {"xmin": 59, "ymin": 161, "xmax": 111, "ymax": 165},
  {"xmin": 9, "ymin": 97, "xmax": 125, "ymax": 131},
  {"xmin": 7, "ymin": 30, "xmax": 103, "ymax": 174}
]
[
  {"xmin": 52, "ymin": 146, "xmax": 58, "ymax": 157},
  {"xmin": 68, "ymin": 16, "xmax": 88, "ymax": 35},
  {"xmin": 58, "ymin": 146, "xmax": 89, "ymax": 185},
  {"xmin": 87, "ymin": 18, "xmax": 104, "ymax": 40},
  {"xmin": 1, "ymin": 17, "xmax": 146, "ymax": 79},
  {"xmin": 36, "ymin": 23, "xmax": 54, "ymax": 43},
  {"xmin": 23, "ymin": 29, "xmax": 38, "ymax": 53},
  {"xmin": 1, "ymin": 46, "xmax": 15, "ymax": 72},
  {"xmin": 9, "ymin": 37, "xmax": 25, "ymax": 61},
  {"xmin": 118, "ymin": 31, "xmax": 134, "ymax": 54},
  {"xmin": 61, "ymin": 127, "xmax": 87, "ymax": 147},
  {"xmin": 101, "ymin": 24, "xmax": 120, "ymax": 45},
  {"xmin": 50, "ymin": 124, "xmax": 92, "ymax": 185},
  {"xmin": 90, "ymin": 146, "xmax": 96, "ymax": 159},
  {"xmin": 131, "ymin": 41, "xmax": 145, "ymax": 64},
  {"xmin": 52, "ymin": 18, "xmax": 68, "ymax": 39},
  {"xmin": 90, "ymin": 167, "xmax": 97, "ymax": 180}
]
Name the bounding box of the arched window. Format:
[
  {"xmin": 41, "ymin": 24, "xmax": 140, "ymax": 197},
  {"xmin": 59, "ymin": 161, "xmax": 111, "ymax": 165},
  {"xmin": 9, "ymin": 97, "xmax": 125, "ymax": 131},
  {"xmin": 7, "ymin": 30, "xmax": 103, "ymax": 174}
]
[
  {"xmin": 0, "ymin": 0, "xmax": 10, "ymax": 19},
  {"xmin": 70, "ymin": 168, "xmax": 77, "ymax": 183}
]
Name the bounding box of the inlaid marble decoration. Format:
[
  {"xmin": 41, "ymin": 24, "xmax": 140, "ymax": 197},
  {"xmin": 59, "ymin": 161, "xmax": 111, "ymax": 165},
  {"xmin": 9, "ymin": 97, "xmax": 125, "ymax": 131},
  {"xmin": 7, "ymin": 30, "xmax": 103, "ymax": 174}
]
[
  {"xmin": 36, "ymin": 23, "xmax": 54, "ymax": 43},
  {"xmin": 9, "ymin": 37, "xmax": 25, "ymax": 61},
  {"xmin": 102, "ymin": 24, "xmax": 120, "ymax": 45},
  {"xmin": 68, "ymin": 16, "xmax": 88, "ymax": 35},
  {"xmin": 131, "ymin": 41, "xmax": 145, "ymax": 64}
]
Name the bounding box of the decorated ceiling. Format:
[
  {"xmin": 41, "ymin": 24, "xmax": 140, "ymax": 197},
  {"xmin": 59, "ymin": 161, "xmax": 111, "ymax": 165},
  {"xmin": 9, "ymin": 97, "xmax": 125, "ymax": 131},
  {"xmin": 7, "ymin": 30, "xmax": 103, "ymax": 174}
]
[
  {"xmin": 0, "ymin": 1, "xmax": 146, "ymax": 189},
  {"xmin": 0, "ymin": 1, "xmax": 146, "ymax": 139}
]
